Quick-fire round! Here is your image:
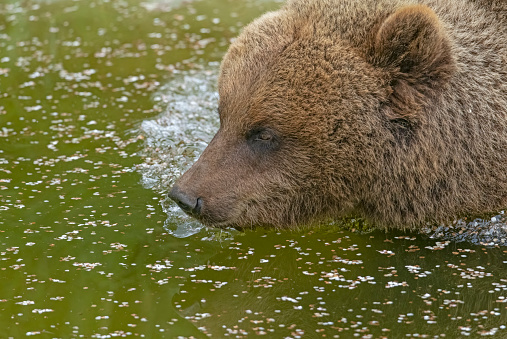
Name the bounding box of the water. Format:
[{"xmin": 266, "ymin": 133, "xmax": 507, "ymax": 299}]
[
  {"xmin": 138, "ymin": 68, "xmax": 220, "ymax": 238},
  {"xmin": 0, "ymin": 0, "xmax": 505, "ymax": 338}
]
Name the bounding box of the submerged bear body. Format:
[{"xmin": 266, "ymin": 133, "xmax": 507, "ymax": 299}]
[{"xmin": 169, "ymin": 0, "xmax": 507, "ymax": 229}]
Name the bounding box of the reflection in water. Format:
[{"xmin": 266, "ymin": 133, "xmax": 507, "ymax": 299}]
[{"xmin": 172, "ymin": 228, "xmax": 507, "ymax": 337}]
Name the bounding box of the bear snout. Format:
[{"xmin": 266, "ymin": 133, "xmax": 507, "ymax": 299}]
[{"xmin": 168, "ymin": 185, "xmax": 203, "ymax": 217}]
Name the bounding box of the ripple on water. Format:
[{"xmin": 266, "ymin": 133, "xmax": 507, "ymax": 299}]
[
  {"xmin": 424, "ymin": 212, "xmax": 507, "ymax": 246},
  {"xmin": 137, "ymin": 66, "xmax": 220, "ymax": 238}
]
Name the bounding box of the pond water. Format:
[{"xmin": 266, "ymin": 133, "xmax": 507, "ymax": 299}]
[{"xmin": 0, "ymin": 0, "xmax": 505, "ymax": 338}]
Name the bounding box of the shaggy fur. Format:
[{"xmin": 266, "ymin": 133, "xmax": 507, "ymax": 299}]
[{"xmin": 169, "ymin": 0, "xmax": 507, "ymax": 229}]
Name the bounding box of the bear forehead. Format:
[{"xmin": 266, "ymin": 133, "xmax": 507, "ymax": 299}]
[
  {"xmin": 217, "ymin": 0, "xmax": 400, "ymax": 119},
  {"xmin": 218, "ymin": 24, "xmax": 383, "ymax": 126},
  {"xmin": 218, "ymin": 43, "xmax": 375, "ymax": 131},
  {"xmin": 218, "ymin": 0, "xmax": 411, "ymax": 83}
]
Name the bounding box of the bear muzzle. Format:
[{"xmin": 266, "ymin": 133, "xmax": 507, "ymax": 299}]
[
  {"xmin": 168, "ymin": 180, "xmax": 250, "ymax": 227},
  {"xmin": 168, "ymin": 185, "xmax": 203, "ymax": 217}
]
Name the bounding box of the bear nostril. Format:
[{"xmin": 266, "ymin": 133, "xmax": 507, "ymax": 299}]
[
  {"xmin": 195, "ymin": 197, "xmax": 203, "ymax": 214},
  {"xmin": 168, "ymin": 186, "xmax": 202, "ymax": 216}
]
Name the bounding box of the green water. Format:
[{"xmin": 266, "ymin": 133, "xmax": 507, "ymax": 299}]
[{"xmin": 0, "ymin": 0, "xmax": 505, "ymax": 338}]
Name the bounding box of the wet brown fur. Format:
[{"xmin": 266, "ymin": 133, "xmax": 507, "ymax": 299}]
[{"xmin": 172, "ymin": 0, "xmax": 507, "ymax": 229}]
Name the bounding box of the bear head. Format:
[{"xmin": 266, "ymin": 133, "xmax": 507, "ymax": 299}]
[{"xmin": 169, "ymin": 1, "xmax": 456, "ymax": 229}]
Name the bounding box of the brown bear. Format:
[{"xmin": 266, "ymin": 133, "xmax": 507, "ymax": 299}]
[{"xmin": 168, "ymin": 0, "xmax": 507, "ymax": 230}]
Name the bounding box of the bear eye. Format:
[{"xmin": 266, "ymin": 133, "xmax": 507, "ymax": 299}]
[
  {"xmin": 255, "ymin": 130, "xmax": 272, "ymax": 141},
  {"xmin": 246, "ymin": 127, "xmax": 280, "ymax": 152}
]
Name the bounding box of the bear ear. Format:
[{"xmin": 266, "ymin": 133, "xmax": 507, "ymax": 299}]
[{"xmin": 370, "ymin": 5, "xmax": 456, "ymax": 122}]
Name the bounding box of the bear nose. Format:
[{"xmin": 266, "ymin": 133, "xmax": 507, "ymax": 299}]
[{"xmin": 168, "ymin": 186, "xmax": 202, "ymax": 216}]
